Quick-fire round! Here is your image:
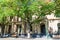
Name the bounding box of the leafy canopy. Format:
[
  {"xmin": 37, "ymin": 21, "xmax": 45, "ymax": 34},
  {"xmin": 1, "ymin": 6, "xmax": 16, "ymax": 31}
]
[
  {"xmin": 0, "ymin": 0, "xmax": 55, "ymax": 23},
  {"xmin": 55, "ymin": 0, "xmax": 60, "ymax": 17}
]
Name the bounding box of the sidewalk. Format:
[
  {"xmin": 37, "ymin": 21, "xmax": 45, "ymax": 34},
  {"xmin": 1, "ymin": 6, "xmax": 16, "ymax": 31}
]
[
  {"xmin": 0, "ymin": 37, "xmax": 53, "ymax": 40},
  {"xmin": 0, "ymin": 36, "xmax": 60, "ymax": 40}
]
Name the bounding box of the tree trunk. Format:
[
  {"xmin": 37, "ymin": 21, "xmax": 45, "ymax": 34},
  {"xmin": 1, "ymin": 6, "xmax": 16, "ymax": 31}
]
[
  {"xmin": 27, "ymin": 22, "xmax": 30, "ymax": 38},
  {"xmin": 27, "ymin": 18, "xmax": 32, "ymax": 38},
  {"xmin": 24, "ymin": 22, "xmax": 26, "ymax": 34}
]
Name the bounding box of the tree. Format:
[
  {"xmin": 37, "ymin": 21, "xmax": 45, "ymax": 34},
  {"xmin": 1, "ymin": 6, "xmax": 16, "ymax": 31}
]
[
  {"xmin": 55, "ymin": 0, "xmax": 60, "ymax": 17},
  {"xmin": 0, "ymin": 0, "xmax": 55, "ymax": 38}
]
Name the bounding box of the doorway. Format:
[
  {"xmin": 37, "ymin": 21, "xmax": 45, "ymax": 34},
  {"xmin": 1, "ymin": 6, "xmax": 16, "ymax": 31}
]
[
  {"xmin": 8, "ymin": 25, "xmax": 12, "ymax": 34},
  {"xmin": 40, "ymin": 23, "xmax": 46, "ymax": 35},
  {"xmin": 1, "ymin": 24, "xmax": 5, "ymax": 34},
  {"xmin": 17, "ymin": 25, "xmax": 22, "ymax": 35}
]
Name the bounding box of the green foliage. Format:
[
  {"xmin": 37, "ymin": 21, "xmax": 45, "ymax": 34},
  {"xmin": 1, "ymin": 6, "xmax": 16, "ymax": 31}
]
[
  {"xmin": 0, "ymin": 0, "xmax": 55, "ymax": 23},
  {"xmin": 41, "ymin": 2, "xmax": 55, "ymax": 16},
  {"xmin": 55, "ymin": 0, "xmax": 60, "ymax": 17}
]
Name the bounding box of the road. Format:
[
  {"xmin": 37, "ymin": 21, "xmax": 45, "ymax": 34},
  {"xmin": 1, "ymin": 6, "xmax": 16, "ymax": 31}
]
[{"xmin": 0, "ymin": 38, "xmax": 59, "ymax": 40}]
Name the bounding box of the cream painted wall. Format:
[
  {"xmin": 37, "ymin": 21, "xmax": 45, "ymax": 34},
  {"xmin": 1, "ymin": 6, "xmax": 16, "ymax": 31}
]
[
  {"xmin": 46, "ymin": 13, "xmax": 60, "ymax": 34},
  {"xmin": 48, "ymin": 20, "xmax": 59, "ymax": 34}
]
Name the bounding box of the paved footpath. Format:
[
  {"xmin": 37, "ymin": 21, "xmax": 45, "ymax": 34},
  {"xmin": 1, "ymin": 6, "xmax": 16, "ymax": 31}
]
[{"xmin": 0, "ymin": 38, "xmax": 60, "ymax": 40}]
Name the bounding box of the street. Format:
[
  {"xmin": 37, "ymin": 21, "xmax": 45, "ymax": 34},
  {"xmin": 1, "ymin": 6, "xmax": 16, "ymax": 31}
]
[{"xmin": 0, "ymin": 38, "xmax": 60, "ymax": 40}]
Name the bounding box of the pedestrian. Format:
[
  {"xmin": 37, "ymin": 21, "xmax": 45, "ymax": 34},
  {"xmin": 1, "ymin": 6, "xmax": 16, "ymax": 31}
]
[{"xmin": 48, "ymin": 27, "xmax": 53, "ymax": 38}]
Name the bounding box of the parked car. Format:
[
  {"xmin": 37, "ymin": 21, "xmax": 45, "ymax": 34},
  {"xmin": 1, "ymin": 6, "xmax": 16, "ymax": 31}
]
[
  {"xmin": 1, "ymin": 34, "xmax": 11, "ymax": 38},
  {"xmin": 53, "ymin": 32, "xmax": 60, "ymax": 38},
  {"xmin": 11, "ymin": 32, "xmax": 19, "ymax": 38}
]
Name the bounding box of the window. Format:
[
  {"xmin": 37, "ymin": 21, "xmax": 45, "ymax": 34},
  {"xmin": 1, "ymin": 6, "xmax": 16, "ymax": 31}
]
[{"xmin": 57, "ymin": 23, "xmax": 60, "ymax": 34}]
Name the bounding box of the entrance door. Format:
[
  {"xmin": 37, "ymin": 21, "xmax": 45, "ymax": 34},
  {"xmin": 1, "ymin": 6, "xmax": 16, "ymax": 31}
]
[
  {"xmin": 17, "ymin": 25, "xmax": 22, "ymax": 34},
  {"xmin": 40, "ymin": 24, "xmax": 46, "ymax": 35},
  {"xmin": 1, "ymin": 25, "xmax": 5, "ymax": 34},
  {"xmin": 8, "ymin": 25, "xmax": 12, "ymax": 34}
]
